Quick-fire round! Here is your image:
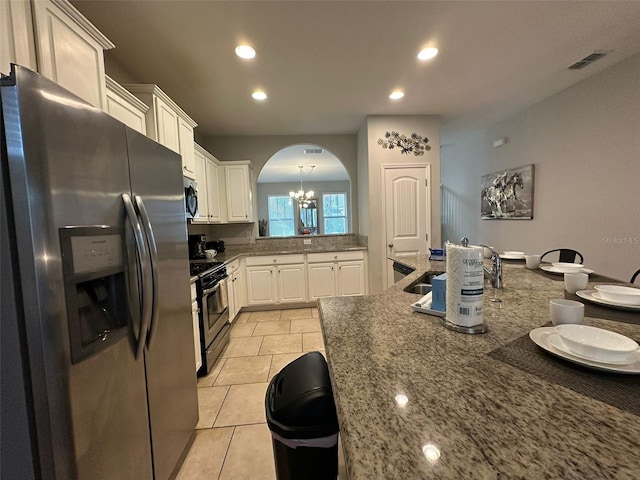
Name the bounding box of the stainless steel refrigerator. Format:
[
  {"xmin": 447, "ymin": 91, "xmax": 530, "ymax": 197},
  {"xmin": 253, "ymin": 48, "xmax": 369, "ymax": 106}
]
[{"xmin": 1, "ymin": 65, "xmax": 198, "ymax": 479}]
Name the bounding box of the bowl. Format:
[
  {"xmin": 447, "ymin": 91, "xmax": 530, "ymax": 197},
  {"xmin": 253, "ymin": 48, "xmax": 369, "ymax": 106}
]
[
  {"xmin": 205, "ymin": 249, "xmax": 217, "ymax": 259},
  {"xmin": 552, "ymin": 262, "xmax": 584, "ymax": 273},
  {"xmin": 594, "ymin": 285, "xmax": 640, "ymax": 306},
  {"xmin": 555, "ymin": 324, "xmax": 639, "ymax": 363}
]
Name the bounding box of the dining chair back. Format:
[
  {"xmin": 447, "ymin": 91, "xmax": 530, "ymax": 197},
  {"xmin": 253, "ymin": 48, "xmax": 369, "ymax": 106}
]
[
  {"xmin": 631, "ymin": 269, "xmax": 640, "ymax": 284},
  {"xmin": 540, "ymin": 248, "xmax": 584, "ymax": 264}
]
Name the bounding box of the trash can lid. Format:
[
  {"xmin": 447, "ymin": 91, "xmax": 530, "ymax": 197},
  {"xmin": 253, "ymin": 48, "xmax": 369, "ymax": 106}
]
[{"xmin": 265, "ymin": 352, "xmax": 339, "ymax": 439}]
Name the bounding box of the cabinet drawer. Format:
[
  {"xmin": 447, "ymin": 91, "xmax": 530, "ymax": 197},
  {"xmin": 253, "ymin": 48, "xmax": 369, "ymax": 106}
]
[
  {"xmin": 307, "ymin": 251, "xmax": 364, "ymax": 263},
  {"xmin": 245, "ymin": 254, "xmax": 305, "ymax": 266},
  {"xmin": 226, "ymin": 259, "xmax": 240, "ymax": 273}
]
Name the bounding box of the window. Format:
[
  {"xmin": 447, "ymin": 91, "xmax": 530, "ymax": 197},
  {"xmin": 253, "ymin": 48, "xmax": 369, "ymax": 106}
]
[
  {"xmin": 322, "ymin": 193, "xmax": 347, "ymax": 234},
  {"xmin": 268, "ymin": 195, "xmax": 295, "ymax": 236}
]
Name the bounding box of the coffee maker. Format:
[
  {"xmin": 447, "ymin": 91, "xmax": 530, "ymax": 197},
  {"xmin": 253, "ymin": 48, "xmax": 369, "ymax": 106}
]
[{"xmin": 188, "ymin": 234, "xmax": 207, "ymax": 259}]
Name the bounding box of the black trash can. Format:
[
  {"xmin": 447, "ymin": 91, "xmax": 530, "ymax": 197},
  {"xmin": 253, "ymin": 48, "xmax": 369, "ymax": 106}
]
[{"xmin": 265, "ymin": 351, "xmax": 339, "ymax": 480}]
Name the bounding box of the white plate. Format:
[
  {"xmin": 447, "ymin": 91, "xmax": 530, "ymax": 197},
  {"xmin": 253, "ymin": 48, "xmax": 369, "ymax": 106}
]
[
  {"xmin": 529, "ymin": 327, "xmax": 640, "ymax": 374},
  {"xmin": 501, "ymin": 253, "xmax": 525, "ymax": 260},
  {"xmin": 575, "ymin": 290, "xmax": 640, "ymax": 312},
  {"xmin": 549, "ymin": 333, "xmax": 636, "ymax": 365},
  {"xmin": 540, "ymin": 265, "xmax": 594, "ymax": 275}
]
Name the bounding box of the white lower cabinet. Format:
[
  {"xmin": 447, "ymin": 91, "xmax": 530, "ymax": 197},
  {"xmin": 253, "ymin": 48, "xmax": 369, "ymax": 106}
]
[
  {"xmin": 227, "ymin": 260, "xmax": 244, "ymax": 322},
  {"xmin": 307, "ymin": 251, "xmax": 366, "ymax": 300},
  {"xmin": 245, "ymin": 255, "xmax": 307, "ymax": 305},
  {"xmin": 190, "ymin": 282, "xmax": 202, "ymax": 373}
]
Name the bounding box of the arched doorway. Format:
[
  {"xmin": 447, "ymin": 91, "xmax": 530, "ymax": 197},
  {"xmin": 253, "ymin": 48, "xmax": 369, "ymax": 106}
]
[{"xmin": 256, "ymin": 144, "xmax": 351, "ymax": 237}]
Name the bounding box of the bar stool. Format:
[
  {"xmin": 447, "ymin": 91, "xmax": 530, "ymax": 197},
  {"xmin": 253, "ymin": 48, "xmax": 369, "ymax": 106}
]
[{"xmin": 540, "ymin": 248, "xmax": 584, "ymax": 264}]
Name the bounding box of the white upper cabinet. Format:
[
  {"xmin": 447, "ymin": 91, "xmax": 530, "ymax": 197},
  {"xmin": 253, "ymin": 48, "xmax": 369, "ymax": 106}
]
[
  {"xmin": 224, "ymin": 162, "xmax": 253, "ymax": 222},
  {"xmin": 206, "ymin": 157, "xmax": 222, "ymax": 222},
  {"xmin": 1, "ymin": 0, "xmax": 38, "ymax": 75},
  {"xmin": 31, "ymin": 0, "xmax": 114, "ymax": 109},
  {"xmin": 124, "ymin": 84, "xmax": 198, "ymax": 179},
  {"xmin": 191, "ymin": 145, "xmax": 208, "ymax": 223},
  {"xmin": 105, "ymin": 76, "xmax": 148, "ymax": 134}
]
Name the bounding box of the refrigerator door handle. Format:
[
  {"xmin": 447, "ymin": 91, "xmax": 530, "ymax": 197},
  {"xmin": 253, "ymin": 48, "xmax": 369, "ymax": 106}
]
[
  {"xmin": 134, "ymin": 195, "xmax": 160, "ymax": 349},
  {"xmin": 122, "ymin": 193, "xmax": 152, "ymax": 359}
]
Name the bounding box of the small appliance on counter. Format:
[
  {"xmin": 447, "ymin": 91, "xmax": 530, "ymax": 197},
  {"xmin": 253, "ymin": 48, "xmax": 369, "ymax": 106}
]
[
  {"xmin": 207, "ymin": 240, "xmax": 225, "ymax": 253},
  {"xmin": 188, "ymin": 234, "xmax": 207, "ymax": 259}
]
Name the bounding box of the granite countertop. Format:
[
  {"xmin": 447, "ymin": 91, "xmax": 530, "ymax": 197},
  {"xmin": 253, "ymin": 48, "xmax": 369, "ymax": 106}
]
[
  {"xmin": 213, "ymin": 244, "xmax": 367, "ymax": 264},
  {"xmin": 318, "ymin": 257, "xmax": 640, "ymax": 479}
]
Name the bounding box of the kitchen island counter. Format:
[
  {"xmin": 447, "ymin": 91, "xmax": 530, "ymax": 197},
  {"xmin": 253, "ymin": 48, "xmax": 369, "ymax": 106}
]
[{"xmin": 318, "ymin": 259, "xmax": 640, "ymax": 479}]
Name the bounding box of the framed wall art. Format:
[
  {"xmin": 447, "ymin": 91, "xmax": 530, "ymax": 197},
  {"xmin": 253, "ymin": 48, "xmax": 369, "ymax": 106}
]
[{"xmin": 481, "ymin": 164, "xmax": 534, "ymax": 219}]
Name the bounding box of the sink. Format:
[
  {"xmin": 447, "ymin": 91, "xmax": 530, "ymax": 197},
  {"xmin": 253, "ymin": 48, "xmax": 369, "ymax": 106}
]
[{"xmin": 403, "ymin": 270, "xmax": 445, "ymax": 294}]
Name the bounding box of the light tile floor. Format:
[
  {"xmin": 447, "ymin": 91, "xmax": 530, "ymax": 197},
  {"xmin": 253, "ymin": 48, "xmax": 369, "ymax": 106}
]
[{"xmin": 177, "ymin": 307, "xmax": 343, "ymax": 479}]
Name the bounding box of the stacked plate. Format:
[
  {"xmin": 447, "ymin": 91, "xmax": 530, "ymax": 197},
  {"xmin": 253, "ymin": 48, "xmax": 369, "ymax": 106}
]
[
  {"xmin": 501, "ymin": 251, "xmax": 525, "ymax": 260},
  {"xmin": 529, "ymin": 325, "xmax": 640, "ymax": 373},
  {"xmin": 576, "ymin": 285, "xmax": 640, "ymax": 311}
]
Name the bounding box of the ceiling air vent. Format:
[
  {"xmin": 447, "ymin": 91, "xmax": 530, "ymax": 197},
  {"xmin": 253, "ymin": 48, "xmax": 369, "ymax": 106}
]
[
  {"xmin": 303, "ymin": 148, "xmax": 323, "ymax": 154},
  {"xmin": 568, "ymin": 52, "xmax": 607, "ymax": 70}
]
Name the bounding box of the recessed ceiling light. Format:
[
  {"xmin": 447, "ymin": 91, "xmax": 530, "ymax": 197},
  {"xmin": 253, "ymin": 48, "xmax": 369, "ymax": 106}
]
[
  {"xmin": 252, "ymin": 90, "xmax": 267, "ymax": 101},
  {"xmin": 389, "ymin": 90, "xmax": 404, "ymax": 100},
  {"xmin": 235, "ymin": 45, "xmax": 256, "ymax": 59},
  {"xmin": 418, "ymin": 47, "xmax": 438, "ymax": 60}
]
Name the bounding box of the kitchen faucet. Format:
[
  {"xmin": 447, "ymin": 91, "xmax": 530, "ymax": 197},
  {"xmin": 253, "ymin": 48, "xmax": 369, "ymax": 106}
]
[{"xmin": 480, "ymin": 244, "xmax": 503, "ymax": 289}]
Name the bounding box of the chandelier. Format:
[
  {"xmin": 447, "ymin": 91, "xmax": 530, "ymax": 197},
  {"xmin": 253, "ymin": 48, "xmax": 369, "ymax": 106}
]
[{"xmin": 289, "ymin": 165, "xmax": 315, "ymax": 207}]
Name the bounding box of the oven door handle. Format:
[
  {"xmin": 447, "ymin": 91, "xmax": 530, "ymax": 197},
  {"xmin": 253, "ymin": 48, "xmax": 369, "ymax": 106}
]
[{"xmin": 202, "ymin": 284, "xmax": 220, "ymax": 297}]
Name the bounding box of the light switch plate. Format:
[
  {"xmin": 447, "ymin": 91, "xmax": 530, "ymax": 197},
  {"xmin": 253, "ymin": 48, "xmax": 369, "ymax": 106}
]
[{"xmin": 303, "ymin": 239, "xmax": 312, "ymax": 245}]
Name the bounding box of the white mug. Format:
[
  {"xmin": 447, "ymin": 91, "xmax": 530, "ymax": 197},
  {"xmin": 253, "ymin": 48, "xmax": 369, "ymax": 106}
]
[
  {"xmin": 564, "ymin": 272, "xmax": 588, "ymax": 294},
  {"xmin": 525, "ymin": 254, "xmax": 541, "ymax": 269},
  {"xmin": 550, "ymin": 299, "xmax": 584, "ymax": 326}
]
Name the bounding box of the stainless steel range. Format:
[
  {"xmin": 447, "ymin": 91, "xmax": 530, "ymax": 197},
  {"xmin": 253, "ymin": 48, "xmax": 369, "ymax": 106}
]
[{"xmin": 190, "ymin": 261, "xmax": 229, "ymax": 375}]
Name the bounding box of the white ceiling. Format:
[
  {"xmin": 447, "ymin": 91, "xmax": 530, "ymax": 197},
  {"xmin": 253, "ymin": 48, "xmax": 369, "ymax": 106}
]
[{"xmin": 72, "ymin": 0, "xmax": 640, "ymax": 144}]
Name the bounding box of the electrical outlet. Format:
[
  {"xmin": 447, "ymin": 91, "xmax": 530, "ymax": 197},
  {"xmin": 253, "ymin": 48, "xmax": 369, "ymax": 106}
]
[{"xmin": 303, "ymin": 239, "xmax": 312, "ymax": 245}]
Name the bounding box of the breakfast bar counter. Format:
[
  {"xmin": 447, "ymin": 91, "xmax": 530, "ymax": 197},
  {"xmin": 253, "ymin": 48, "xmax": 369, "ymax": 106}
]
[{"xmin": 317, "ymin": 260, "xmax": 640, "ymax": 479}]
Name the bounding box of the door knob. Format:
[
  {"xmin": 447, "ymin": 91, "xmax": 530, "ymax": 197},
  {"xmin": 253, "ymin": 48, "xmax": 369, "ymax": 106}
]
[{"xmin": 388, "ymin": 243, "xmax": 394, "ymax": 248}]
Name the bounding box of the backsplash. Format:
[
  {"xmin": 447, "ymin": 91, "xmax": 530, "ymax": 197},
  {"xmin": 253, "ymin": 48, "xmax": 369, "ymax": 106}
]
[{"xmin": 253, "ymin": 234, "xmax": 364, "ymax": 251}]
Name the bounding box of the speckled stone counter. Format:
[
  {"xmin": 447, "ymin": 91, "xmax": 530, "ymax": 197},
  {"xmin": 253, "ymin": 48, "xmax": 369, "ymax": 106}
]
[{"xmin": 318, "ymin": 259, "xmax": 640, "ymax": 479}]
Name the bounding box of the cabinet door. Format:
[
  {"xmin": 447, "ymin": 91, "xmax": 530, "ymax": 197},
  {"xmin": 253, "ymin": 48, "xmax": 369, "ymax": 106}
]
[
  {"xmin": 1, "ymin": 0, "xmax": 37, "ymax": 76},
  {"xmin": 32, "ymin": 0, "xmax": 112, "ymax": 108},
  {"xmin": 246, "ymin": 267, "xmax": 277, "ymax": 305},
  {"xmin": 106, "ymin": 87, "xmax": 147, "ymax": 134},
  {"xmin": 225, "ymin": 165, "xmax": 251, "ymax": 222},
  {"xmin": 338, "ymin": 261, "xmax": 366, "ymax": 296},
  {"xmin": 308, "ymin": 263, "xmax": 336, "ymax": 300},
  {"xmin": 278, "ymin": 264, "xmax": 307, "ymax": 303},
  {"xmin": 154, "ymin": 95, "xmax": 180, "ymax": 153},
  {"xmin": 192, "ymin": 301, "xmax": 202, "ymax": 372},
  {"xmin": 232, "ymin": 271, "xmax": 244, "ymax": 312},
  {"xmin": 227, "ymin": 277, "xmax": 237, "ymax": 322},
  {"xmin": 178, "ymin": 117, "xmax": 195, "ymax": 178},
  {"xmin": 206, "ymin": 159, "xmax": 222, "ymax": 222},
  {"xmin": 192, "ymin": 148, "xmax": 208, "ymax": 222}
]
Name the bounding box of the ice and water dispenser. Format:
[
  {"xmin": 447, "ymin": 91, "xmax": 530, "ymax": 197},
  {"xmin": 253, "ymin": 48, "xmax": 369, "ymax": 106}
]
[{"xmin": 60, "ymin": 226, "xmax": 130, "ymax": 363}]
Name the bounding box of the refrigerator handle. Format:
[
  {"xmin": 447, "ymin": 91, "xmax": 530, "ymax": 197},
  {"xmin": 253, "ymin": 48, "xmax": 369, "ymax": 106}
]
[
  {"xmin": 134, "ymin": 195, "xmax": 160, "ymax": 349},
  {"xmin": 122, "ymin": 193, "xmax": 152, "ymax": 359}
]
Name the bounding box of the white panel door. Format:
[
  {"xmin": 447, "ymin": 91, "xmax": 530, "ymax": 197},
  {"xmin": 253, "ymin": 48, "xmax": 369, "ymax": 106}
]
[
  {"xmin": 383, "ymin": 165, "xmax": 430, "ymax": 287},
  {"xmin": 154, "ymin": 96, "xmax": 179, "ymax": 153},
  {"xmin": 206, "ymin": 159, "xmax": 222, "ymax": 222},
  {"xmin": 246, "ymin": 266, "xmax": 277, "ymax": 305},
  {"xmin": 308, "ymin": 263, "xmax": 336, "ymax": 300},
  {"xmin": 278, "ymin": 264, "xmax": 307, "ymax": 303},
  {"xmin": 338, "ymin": 261, "xmax": 365, "ymax": 296}
]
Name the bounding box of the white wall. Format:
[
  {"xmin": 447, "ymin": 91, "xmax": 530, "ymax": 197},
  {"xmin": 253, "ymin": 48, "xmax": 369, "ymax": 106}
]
[
  {"xmin": 441, "ymin": 53, "xmax": 640, "ymax": 282},
  {"xmin": 363, "ymin": 115, "xmax": 441, "ymax": 293}
]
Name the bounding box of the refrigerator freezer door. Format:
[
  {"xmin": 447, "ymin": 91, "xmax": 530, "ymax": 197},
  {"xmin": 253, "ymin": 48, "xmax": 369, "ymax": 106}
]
[
  {"xmin": 126, "ymin": 128, "xmax": 198, "ymax": 479},
  {"xmin": 2, "ymin": 66, "xmax": 153, "ymax": 478}
]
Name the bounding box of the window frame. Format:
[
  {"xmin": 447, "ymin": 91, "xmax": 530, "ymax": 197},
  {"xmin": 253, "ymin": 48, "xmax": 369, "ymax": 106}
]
[
  {"xmin": 322, "ymin": 192, "xmax": 348, "ymax": 234},
  {"xmin": 267, "ymin": 194, "xmax": 295, "ymax": 237}
]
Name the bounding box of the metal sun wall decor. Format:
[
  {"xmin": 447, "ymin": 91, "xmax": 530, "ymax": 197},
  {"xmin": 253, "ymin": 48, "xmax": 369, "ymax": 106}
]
[
  {"xmin": 377, "ymin": 131, "xmax": 431, "ymax": 156},
  {"xmin": 481, "ymin": 164, "xmax": 534, "ymax": 219}
]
